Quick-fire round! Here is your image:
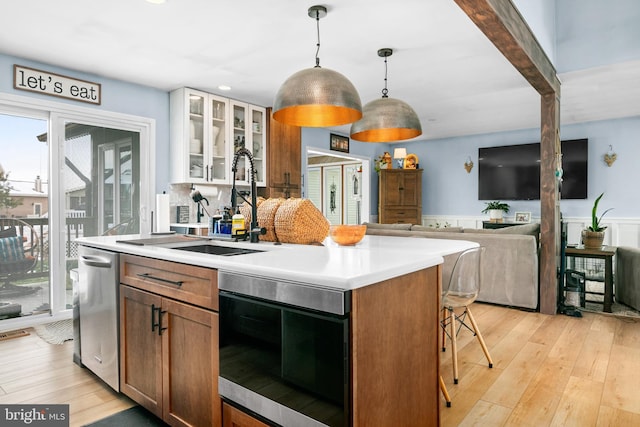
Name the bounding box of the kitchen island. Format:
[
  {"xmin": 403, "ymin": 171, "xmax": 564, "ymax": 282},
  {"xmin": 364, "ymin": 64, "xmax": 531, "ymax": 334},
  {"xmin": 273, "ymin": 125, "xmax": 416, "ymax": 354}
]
[{"xmin": 78, "ymin": 234, "xmax": 477, "ymax": 427}]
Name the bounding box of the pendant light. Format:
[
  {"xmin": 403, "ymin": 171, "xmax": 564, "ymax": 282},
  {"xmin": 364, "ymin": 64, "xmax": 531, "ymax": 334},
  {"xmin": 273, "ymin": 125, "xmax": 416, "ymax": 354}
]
[
  {"xmin": 350, "ymin": 48, "xmax": 422, "ymax": 142},
  {"xmin": 273, "ymin": 5, "xmax": 362, "ymax": 127}
]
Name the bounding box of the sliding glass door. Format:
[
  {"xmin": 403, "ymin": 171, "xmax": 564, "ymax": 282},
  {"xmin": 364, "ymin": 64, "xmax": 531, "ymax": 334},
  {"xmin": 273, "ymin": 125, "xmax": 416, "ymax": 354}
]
[
  {"xmin": 0, "ymin": 113, "xmax": 50, "ymax": 319},
  {"xmin": 0, "ymin": 96, "xmax": 153, "ymax": 328}
]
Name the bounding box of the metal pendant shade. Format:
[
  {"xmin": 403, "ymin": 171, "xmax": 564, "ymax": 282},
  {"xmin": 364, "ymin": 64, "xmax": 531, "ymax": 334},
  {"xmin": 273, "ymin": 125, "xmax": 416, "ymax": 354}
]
[
  {"xmin": 350, "ymin": 48, "xmax": 422, "ymax": 142},
  {"xmin": 273, "ymin": 67, "xmax": 362, "ymax": 127},
  {"xmin": 273, "ymin": 5, "xmax": 362, "ymax": 127},
  {"xmin": 351, "ymin": 97, "xmax": 422, "ymax": 142}
]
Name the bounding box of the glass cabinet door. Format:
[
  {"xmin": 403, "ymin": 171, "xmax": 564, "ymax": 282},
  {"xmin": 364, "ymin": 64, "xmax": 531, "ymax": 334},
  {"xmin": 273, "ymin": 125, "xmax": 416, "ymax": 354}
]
[
  {"xmin": 209, "ymin": 96, "xmax": 228, "ymax": 182},
  {"xmin": 231, "ymin": 102, "xmax": 248, "ymax": 183},
  {"xmin": 188, "ymin": 93, "xmax": 205, "ymax": 180},
  {"xmin": 249, "ymin": 106, "xmax": 266, "ymax": 185}
]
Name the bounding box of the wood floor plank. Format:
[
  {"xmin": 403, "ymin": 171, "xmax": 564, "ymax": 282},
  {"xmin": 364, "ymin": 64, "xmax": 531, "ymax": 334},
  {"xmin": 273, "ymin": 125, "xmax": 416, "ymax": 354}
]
[
  {"xmin": 596, "ymin": 405, "xmax": 640, "ymax": 426},
  {"xmin": 546, "ymin": 312, "xmax": 593, "ymax": 367},
  {"xmin": 571, "ymin": 325, "xmax": 613, "ymax": 382},
  {"xmin": 550, "ymin": 376, "xmax": 603, "ymax": 426},
  {"xmin": 480, "ymin": 341, "xmax": 549, "ymax": 408},
  {"xmin": 601, "ymin": 344, "xmax": 640, "ymax": 415},
  {"xmin": 503, "ymin": 357, "xmax": 571, "ymax": 426},
  {"xmin": 458, "ymin": 399, "xmax": 511, "ymax": 426},
  {"xmin": 440, "ymin": 364, "xmax": 504, "ymax": 426},
  {"xmin": 612, "ymin": 318, "xmax": 640, "ymax": 349}
]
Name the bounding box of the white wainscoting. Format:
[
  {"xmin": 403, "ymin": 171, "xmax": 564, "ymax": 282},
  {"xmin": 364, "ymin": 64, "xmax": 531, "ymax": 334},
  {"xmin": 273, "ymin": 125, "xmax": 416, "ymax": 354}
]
[{"xmin": 421, "ymin": 215, "xmax": 640, "ymax": 249}]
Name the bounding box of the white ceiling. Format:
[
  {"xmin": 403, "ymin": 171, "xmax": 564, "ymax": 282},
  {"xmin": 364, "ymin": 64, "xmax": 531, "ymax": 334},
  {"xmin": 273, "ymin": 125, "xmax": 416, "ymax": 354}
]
[{"xmin": 1, "ymin": 0, "xmax": 639, "ymax": 141}]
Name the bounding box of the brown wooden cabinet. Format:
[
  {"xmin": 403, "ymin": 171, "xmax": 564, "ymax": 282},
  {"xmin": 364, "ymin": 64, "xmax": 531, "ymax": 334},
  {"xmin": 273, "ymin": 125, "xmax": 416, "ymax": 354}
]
[
  {"xmin": 119, "ymin": 255, "xmax": 220, "ymax": 427},
  {"xmin": 260, "ymin": 107, "xmax": 301, "ymax": 198},
  {"xmin": 378, "ymin": 169, "xmax": 423, "ymax": 224}
]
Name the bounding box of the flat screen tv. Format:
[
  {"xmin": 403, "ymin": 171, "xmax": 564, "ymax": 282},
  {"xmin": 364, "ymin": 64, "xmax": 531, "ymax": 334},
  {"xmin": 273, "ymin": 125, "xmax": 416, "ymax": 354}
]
[{"xmin": 478, "ymin": 138, "xmax": 588, "ymax": 200}]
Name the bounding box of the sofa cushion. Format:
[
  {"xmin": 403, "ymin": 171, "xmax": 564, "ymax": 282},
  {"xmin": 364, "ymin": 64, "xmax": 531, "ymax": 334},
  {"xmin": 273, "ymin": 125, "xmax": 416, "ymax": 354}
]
[
  {"xmin": 363, "ymin": 222, "xmax": 412, "ymax": 231},
  {"xmin": 411, "ymin": 225, "xmax": 463, "ymax": 233}
]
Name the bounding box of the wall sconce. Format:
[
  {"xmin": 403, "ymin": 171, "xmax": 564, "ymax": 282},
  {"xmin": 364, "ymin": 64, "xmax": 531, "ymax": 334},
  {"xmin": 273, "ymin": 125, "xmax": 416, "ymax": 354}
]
[
  {"xmin": 604, "ymin": 145, "xmax": 617, "ymax": 167},
  {"xmin": 393, "ymin": 148, "xmax": 407, "ymax": 168},
  {"xmin": 464, "ymin": 156, "xmax": 474, "ymax": 173}
]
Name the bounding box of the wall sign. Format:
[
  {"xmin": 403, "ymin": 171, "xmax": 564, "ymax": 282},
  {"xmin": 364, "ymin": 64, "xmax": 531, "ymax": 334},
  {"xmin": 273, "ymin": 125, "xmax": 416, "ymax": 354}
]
[{"xmin": 13, "ymin": 65, "xmax": 101, "ymax": 105}]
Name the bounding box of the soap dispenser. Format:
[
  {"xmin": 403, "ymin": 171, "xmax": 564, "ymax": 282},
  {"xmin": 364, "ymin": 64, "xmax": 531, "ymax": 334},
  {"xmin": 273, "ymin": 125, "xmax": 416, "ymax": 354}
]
[{"xmin": 231, "ymin": 208, "xmax": 245, "ymax": 237}]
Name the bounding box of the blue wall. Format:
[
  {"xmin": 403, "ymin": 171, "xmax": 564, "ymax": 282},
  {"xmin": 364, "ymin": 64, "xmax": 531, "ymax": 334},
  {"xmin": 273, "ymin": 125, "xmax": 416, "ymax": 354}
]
[
  {"xmin": 301, "ymin": 115, "xmax": 640, "ymax": 221},
  {"xmin": 0, "ymin": 53, "xmax": 170, "ymax": 193},
  {"xmin": 398, "ymin": 116, "xmax": 640, "ymax": 218},
  {"xmin": 513, "ymin": 0, "xmax": 557, "ymax": 65},
  {"xmin": 556, "ymin": 0, "xmax": 640, "ymax": 72}
]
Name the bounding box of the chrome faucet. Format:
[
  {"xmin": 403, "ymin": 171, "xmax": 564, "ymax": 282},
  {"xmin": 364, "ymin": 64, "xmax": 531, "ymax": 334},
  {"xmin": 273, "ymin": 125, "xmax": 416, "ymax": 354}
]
[{"xmin": 231, "ymin": 148, "xmax": 265, "ymax": 243}]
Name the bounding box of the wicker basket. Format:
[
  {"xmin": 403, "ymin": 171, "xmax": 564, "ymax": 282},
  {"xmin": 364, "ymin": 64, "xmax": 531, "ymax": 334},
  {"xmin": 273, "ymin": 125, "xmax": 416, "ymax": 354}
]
[
  {"xmin": 238, "ymin": 197, "xmax": 265, "ymax": 231},
  {"xmin": 256, "ymin": 198, "xmax": 284, "ymax": 242},
  {"xmin": 274, "ymin": 198, "xmax": 330, "ymax": 244}
]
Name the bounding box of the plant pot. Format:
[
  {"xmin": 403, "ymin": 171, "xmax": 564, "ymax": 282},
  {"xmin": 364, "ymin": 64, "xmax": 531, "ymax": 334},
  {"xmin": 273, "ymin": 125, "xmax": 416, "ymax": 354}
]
[
  {"xmin": 488, "ymin": 209, "xmax": 504, "ymax": 223},
  {"xmin": 582, "ymin": 230, "xmax": 604, "ymax": 249}
]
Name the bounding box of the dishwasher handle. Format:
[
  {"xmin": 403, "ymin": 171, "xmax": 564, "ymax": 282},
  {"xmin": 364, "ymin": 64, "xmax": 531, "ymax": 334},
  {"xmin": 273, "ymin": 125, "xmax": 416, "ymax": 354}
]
[{"xmin": 80, "ymin": 255, "xmax": 113, "ymax": 269}]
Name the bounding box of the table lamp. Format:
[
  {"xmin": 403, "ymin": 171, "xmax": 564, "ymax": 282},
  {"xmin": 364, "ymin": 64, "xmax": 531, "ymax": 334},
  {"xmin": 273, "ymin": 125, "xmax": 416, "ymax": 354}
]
[{"xmin": 393, "ymin": 148, "xmax": 407, "ymax": 169}]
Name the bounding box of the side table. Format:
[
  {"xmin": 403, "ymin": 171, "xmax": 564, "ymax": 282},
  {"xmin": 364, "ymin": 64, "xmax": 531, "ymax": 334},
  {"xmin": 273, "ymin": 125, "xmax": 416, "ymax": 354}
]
[{"xmin": 565, "ymin": 246, "xmax": 617, "ymax": 313}]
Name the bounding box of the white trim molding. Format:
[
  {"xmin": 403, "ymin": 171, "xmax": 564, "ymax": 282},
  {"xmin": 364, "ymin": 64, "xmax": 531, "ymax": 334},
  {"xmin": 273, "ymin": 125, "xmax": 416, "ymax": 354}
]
[{"xmin": 422, "ymin": 215, "xmax": 640, "ymax": 249}]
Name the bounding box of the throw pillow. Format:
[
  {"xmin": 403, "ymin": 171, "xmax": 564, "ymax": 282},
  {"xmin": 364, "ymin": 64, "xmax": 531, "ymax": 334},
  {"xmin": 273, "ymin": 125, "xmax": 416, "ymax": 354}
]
[{"xmin": 0, "ymin": 236, "xmax": 26, "ymax": 262}]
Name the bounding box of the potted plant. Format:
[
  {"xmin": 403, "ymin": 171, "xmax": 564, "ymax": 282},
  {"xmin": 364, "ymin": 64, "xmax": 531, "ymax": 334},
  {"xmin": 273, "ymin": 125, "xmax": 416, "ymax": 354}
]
[
  {"xmin": 481, "ymin": 201, "xmax": 510, "ymax": 222},
  {"xmin": 582, "ymin": 192, "xmax": 613, "ymax": 249}
]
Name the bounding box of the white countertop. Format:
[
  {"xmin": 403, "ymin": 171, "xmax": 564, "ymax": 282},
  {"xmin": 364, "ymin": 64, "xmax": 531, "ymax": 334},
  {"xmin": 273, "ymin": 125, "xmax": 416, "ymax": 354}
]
[
  {"xmin": 170, "ymin": 223, "xmax": 209, "ymax": 228},
  {"xmin": 77, "ymin": 234, "xmax": 477, "ymax": 291}
]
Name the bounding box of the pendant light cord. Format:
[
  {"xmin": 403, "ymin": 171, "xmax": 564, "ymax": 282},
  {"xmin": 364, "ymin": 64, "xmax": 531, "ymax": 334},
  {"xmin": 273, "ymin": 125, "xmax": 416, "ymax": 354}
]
[
  {"xmin": 314, "ymin": 10, "xmax": 321, "ymax": 67},
  {"xmin": 382, "ymin": 55, "xmax": 389, "ymax": 98}
]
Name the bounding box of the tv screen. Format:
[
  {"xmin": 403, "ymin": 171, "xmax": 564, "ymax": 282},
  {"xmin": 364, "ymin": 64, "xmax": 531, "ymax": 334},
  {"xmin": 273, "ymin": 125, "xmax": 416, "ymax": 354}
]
[{"xmin": 478, "ymin": 139, "xmax": 588, "ymax": 200}]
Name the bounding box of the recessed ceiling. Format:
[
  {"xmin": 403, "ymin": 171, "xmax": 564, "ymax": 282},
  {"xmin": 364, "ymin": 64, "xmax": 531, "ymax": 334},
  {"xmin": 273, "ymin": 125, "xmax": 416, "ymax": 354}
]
[{"xmin": 1, "ymin": 0, "xmax": 638, "ymax": 140}]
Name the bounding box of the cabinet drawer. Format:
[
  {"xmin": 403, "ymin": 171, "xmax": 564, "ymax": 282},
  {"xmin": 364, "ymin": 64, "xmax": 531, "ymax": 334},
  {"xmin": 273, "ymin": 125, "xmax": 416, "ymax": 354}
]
[
  {"xmin": 223, "ymin": 402, "xmax": 271, "ymax": 427},
  {"xmin": 382, "ymin": 208, "xmax": 420, "ymax": 224},
  {"xmin": 120, "ymin": 254, "xmax": 218, "ymax": 311}
]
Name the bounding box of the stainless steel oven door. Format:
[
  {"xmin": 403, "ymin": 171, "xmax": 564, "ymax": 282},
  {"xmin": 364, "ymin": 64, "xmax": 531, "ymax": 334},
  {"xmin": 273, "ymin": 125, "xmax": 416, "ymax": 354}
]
[{"xmin": 218, "ymin": 274, "xmax": 350, "ymax": 427}]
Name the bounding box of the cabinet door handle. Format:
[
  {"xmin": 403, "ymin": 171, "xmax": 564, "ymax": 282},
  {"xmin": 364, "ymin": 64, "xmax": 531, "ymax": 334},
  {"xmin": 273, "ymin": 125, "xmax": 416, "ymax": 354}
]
[
  {"xmin": 151, "ymin": 304, "xmax": 161, "ymax": 332},
  {"xmin": 158, "ymin": 309, "xmax": 168, "ymax": 336},
  {"xmin": 209, "ymin": 165, "xmax": 213, "ymax": 181},
  {"xmin": 137, "ymin": 273, "xmax": 183, "ymax": 287}
]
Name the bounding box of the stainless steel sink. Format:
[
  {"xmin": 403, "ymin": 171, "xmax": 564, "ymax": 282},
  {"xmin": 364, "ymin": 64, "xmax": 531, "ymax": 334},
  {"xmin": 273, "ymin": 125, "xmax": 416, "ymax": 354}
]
[{"xmin": 171, "ymin": 244, "xmax": 264, "ymax": 256}]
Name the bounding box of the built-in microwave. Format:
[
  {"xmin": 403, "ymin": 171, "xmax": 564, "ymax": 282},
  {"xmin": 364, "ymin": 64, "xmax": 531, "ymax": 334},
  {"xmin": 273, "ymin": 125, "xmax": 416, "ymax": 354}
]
[{"xmin": 218, "ymin": 272, "xmax": 350, "ymax": 427}]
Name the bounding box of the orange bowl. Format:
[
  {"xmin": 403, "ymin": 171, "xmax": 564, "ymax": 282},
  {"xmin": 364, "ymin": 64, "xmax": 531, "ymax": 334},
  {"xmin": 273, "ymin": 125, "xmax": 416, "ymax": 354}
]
[{"xmin": 329, "ymin": 224, "xmax": 367, "ymax": 246}]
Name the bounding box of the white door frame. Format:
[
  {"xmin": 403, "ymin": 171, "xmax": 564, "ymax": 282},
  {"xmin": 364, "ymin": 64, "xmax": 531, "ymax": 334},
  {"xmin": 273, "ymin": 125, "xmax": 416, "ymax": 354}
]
[{"xmin": 304, "ymin": 146, "xmax": 371, "ymax": 224}]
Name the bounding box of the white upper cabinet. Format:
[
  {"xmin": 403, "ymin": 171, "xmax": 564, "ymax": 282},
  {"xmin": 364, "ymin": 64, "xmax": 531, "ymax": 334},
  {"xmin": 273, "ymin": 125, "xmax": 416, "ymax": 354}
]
[
  {"xmin": 170, "ymin": 88, "xmax": 265, "ymax": 186},
  {"xmin": 230, "ymin": 100, "xmax": 266, "ymax": 187}
]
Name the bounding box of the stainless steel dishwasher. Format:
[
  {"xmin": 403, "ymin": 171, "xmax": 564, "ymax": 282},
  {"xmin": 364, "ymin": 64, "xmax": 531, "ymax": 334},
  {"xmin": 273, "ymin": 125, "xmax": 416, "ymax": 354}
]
[{"xmin": 78, "ymin": 246, "xmax": 120, "ymax": 392}]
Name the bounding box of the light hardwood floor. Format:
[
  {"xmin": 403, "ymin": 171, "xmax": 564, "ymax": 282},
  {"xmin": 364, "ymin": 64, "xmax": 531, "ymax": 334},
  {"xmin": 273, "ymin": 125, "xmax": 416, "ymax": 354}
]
[
  {"xmin": 440, "ymin": 303, "xmax": 640, "ymax": 426},
  {"xmin": 1, "ymin": 303, "xmax": 639, "ymax": 426},
  {"xmin": 0, "ymin": 329, "xmax": 133, "ymax": 427}
]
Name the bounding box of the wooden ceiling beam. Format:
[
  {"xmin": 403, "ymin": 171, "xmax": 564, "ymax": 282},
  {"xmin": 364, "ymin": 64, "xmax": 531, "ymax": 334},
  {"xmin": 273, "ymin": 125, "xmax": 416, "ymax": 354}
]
[{"xmin": 454, "ymin": 0, "xmax": 561, "ymax": 315}]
